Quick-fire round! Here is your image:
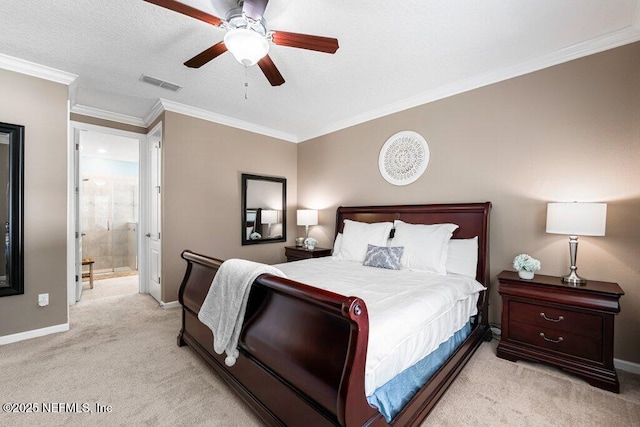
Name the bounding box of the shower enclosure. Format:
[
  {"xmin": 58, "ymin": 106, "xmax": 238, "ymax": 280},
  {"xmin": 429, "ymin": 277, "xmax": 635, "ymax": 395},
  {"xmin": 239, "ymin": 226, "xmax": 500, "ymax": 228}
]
[{"xmin": 82, "ymin": 168, "xmax": 138, "ymax": 275}]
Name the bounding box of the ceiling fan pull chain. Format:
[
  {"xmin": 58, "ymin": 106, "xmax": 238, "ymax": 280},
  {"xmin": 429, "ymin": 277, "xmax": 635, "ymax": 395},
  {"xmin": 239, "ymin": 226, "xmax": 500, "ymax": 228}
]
[{"xmin": 244, "ymin": 64, "xmax": 249, "ymax": 100}]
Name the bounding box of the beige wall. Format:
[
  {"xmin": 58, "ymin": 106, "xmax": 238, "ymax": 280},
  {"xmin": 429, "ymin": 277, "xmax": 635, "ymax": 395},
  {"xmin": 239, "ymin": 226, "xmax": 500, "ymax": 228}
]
[
  {"xmin": 4, "ymin": 41, "xmax": 636, "ymax": 367},
  {"xmin": 297, "ymin": 42, "xmax": 640, "ymax": 364},
  {"xmin": 161, "ymin": 111, "xmax": 297, "ymax": 302},
  {"xmin": 0, "ymin": 69, "xmax": 69, "ymax": 336}
]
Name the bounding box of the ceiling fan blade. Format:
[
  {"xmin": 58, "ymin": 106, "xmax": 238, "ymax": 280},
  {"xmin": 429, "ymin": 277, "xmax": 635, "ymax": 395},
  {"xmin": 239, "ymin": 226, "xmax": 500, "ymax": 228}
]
[
  {"xmin": 242, "ymin": 0, "xmax": 269, "ymax": 21},
  {"xmin": 144, "ymin": 0, "xmax": 223, "ymax": 27},
  {"xmin": 271, "ymin": 31, "xmax": 339, "ymax": 54},
  {"xmin": 184, "ymin": 42, "xmax": 228, "ymax": 68},
  {"xmin": 257, "ymin": 55, "xmax": 285, "ymax": 86}
]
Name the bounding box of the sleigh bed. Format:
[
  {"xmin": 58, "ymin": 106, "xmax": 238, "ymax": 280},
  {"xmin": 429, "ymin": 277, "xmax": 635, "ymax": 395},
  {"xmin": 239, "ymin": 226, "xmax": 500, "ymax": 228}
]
[{"xmin": 177, "ymin": 202, "xmax": 491, "ymax": 426}]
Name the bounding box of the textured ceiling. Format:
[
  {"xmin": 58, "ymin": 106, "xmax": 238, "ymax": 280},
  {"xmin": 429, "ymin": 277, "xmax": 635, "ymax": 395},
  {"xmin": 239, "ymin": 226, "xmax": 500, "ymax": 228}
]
[{"xmin": 1, "ymin": 0, "xmax": 639, "ymax": 142}]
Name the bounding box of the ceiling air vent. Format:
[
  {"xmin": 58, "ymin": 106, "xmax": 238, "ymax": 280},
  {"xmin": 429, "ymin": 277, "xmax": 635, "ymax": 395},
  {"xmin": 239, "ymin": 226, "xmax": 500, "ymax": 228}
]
[{"xmin": 140, "ymin": 74, "xmax": 182, "ymax": 92}]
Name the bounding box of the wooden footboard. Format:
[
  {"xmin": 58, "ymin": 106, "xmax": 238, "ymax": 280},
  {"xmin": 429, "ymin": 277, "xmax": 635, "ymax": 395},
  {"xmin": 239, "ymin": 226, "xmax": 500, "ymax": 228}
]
[
  {"xmin": 177, "ymin": 202, "xmax": 491, "ymax": 426},
  {"xmin": 177, "ymin": 250, "xmax": 379, "ymax": 426}
]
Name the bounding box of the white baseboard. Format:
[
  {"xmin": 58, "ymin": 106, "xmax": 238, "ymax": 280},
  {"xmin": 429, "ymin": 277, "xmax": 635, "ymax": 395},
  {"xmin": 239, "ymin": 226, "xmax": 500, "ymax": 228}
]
[
  {"xmin": 615, "ymin": 358, "xmax": 640, "ymax": 374},
  {"xmin": 0, "ymin": 323, "xmax": 69, "ymax": 346},
  {"xmin": 160, "ymin": 300, "xmax": 181, "ymax": 309}
]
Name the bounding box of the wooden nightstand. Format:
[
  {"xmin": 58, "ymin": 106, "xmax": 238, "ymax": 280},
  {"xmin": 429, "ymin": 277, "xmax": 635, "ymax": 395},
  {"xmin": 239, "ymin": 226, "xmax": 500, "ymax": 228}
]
[
  {"xmin": 496, "ymin": 270, "xmax": 624, "ymax": 393},
  {"xmin": 284, "ymin": 246, "xmax": 332, "ymax": 262}
]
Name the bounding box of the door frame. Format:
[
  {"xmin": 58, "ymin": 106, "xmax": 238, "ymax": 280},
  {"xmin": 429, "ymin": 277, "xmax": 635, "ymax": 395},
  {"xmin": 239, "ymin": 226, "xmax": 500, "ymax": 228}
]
[
  {"xmin": 67, "ymin": 121, "xmax": 145, "ymax": 305},
  {"xmin": 143, "ymin": 121, "xmax": 162, "ymax": 302},
  {"xmin": 73, "ymin": 128, "xmax": 83, "ymax": 302}
]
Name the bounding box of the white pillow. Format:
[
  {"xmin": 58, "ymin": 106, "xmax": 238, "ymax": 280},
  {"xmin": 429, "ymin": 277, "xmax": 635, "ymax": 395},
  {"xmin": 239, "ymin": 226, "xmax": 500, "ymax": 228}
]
[
  {"xmin": 392, "ymin": 220, "xmax": 458, "ymax": 274},
  {"xmin": 335, "ymin": 220, "xmax": 393, "ymax": 262},
  {"xmin": 446, "ymin": 237, "xmax": 478, "ymax": 278},
  {"xmin": 332, "ymin": 233, "xmax": 343, "ymax": 256}
]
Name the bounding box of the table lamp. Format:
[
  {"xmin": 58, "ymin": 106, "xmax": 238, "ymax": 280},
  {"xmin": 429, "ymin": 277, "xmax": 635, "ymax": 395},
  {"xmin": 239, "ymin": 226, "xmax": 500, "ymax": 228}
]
[
  {"xmin": 297, "ymin": 209, "xmax": 318, "ymax": 239},
  {"xmin": 546, "ymin": 202, "xmax": 607, "ymax": 285},
  {"xmin": 261, "ymin": 210, "xmax": 278, "ymax": 238}
]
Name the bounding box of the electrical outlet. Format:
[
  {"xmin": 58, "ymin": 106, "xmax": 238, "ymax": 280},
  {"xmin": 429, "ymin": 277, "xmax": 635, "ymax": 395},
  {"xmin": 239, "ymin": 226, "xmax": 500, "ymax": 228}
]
[{"xmin": 38, "ymin": 293, "xmax": 49, "ymax": 307}]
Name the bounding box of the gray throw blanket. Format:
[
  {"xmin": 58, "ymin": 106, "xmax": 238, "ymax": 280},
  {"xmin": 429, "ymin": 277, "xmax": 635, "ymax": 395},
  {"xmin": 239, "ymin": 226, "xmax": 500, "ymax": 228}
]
[{"xmin": 198, "ymin": 258, "xmax": 286, "ymax": 367}]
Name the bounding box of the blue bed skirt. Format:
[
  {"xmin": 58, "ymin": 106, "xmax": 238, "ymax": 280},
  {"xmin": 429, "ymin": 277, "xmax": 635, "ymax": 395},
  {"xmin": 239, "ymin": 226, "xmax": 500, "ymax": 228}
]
[{"xmin": 366, "ymin": 321, "xmax": 472, "ymax": 422}]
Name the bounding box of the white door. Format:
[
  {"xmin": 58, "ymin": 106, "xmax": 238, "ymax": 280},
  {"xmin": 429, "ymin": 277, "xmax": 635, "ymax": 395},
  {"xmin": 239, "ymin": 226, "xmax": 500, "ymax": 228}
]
[
  {"xmin": 74, "ymin": 129, "xmax": 84, "ymax": 302},
  {"xmin": 147, "ymin": 132, "xmax": 162, "ymax": 302}
]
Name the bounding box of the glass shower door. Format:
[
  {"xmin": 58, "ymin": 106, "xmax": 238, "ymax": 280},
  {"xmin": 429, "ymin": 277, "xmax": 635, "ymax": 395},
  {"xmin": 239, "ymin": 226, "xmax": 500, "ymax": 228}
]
[
  {"xmin": 112, "ymin": 177, "xmax": 138, "ymax": 273},
  {"xmin": 82, "ymin": 177, "xmax": 114, "ymax": 274},
  {"xmin": 81, "ymin": 175, "xmax": 138, "ymax": 275}
]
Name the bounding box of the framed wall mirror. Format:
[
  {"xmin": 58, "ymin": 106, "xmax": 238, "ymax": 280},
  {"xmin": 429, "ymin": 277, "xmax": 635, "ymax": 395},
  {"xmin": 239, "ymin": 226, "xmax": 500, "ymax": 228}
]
[
  {"xmin": 0, "ymin": 122, "xmax": 24, "ymax": 297},
  {"xmin": 241, "ymin": 173, "xmax": 286, "ymax": 245}
]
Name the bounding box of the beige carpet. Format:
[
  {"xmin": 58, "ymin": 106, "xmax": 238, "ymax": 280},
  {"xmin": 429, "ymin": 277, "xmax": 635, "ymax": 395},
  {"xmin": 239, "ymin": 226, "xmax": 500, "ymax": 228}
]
[
  {"xmin": 77, "ymin": 275, "xmax": 139, "ymax": 303},
  {"xmin": 428, "ymin": 340, "xmax": 640, "ymax": 426},
  {"xmin": 0, "ymin": 292, "xmax": 638, "ymax": 426}
]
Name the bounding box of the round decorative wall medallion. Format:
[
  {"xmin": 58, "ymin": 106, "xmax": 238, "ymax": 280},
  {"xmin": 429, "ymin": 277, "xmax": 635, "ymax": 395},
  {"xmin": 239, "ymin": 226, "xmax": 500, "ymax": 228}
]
[{"xmin": 378, "ymin": 131, "xmax": 430, "ymax": 186}]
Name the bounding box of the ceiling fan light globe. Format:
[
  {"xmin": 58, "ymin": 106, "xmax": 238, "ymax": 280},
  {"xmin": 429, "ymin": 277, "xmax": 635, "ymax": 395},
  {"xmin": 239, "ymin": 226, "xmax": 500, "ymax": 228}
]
[{"xmin": 224, "ymin": 28, "xmax": 270, "ymax": 66}]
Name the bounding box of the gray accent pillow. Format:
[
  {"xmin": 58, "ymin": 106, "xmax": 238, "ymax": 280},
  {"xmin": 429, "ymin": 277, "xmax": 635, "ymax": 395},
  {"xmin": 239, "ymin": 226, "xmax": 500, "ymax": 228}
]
[{"xmin": 363, "ymin": 244, "xmax": 404, "ymax": 270}]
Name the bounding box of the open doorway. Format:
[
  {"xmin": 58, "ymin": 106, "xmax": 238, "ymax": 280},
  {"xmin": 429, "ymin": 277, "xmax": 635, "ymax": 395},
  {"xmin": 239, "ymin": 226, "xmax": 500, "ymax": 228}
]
[
  {"xmin": 69, "ymin": 122, "xmax": 145, "ymax": 305},
  {"xmin": 78, "ymin": 130, "xmax": 139, "ymax": 301}
]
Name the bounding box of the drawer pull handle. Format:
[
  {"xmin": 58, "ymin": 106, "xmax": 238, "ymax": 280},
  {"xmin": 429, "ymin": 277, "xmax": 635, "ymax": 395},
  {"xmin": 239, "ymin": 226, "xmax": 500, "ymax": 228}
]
[
  {"xmin": 539, "ymin": 332, "xmax": 563, "ymax": 343},
  {"xmin": 540, "ymin": 312, "xmax": 564, "ymax": 323}
]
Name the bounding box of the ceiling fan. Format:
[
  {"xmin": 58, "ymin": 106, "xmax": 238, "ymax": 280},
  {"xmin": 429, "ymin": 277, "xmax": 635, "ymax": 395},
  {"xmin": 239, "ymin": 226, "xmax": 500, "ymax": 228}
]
[{"xmin": 144, "ymin": 0, "xmax": 339, "ymax": 86}]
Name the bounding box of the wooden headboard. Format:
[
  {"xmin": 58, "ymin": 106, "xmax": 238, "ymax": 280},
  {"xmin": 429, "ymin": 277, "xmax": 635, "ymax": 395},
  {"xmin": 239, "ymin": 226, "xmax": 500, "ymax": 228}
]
[{"xmin": 335, "ymin": 203, "xmax": 492, "ymax": 288}]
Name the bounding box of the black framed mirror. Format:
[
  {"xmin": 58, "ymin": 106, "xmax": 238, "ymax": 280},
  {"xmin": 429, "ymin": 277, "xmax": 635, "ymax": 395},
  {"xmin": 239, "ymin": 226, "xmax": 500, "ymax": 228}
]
[
  {"xmin": 241, "ymin": 173, "xmax": 286, "ymax": 245},
  {"xmin": 0, "ymin": 122, "xmax": 24, "ymax": 297}
]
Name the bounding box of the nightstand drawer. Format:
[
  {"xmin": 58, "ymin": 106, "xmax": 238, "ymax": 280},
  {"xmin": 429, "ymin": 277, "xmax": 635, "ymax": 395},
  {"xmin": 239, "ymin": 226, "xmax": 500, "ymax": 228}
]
[
  {"xmin": 285, "ymin": 249, "xmax": 313, "ymax": 261},
  {"xmin": 284, "ymin": 246, "xmax": 332, "ymax": 262},
  {"xmin": 509, "ymin": 300, "xmax": 602, "ymax": 339},
  {"xmin": 509, "ymin": 321, "xmax": 603, "ymax": 361}
]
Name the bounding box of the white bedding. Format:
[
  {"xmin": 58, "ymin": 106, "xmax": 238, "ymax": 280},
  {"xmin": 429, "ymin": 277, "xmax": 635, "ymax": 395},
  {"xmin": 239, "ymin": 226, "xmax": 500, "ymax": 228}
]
[{"xmin": 274, "ymin": 257, "xmax": 485, "ymax": 395}]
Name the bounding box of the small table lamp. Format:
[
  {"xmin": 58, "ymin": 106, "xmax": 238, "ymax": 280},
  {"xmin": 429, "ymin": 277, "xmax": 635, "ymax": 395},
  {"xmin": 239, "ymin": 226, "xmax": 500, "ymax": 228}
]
[
  {"xmin": 546, "ymin": 202, "xmax": 607, "ymax": 285},
  {"xmin": 297, "ymin": 209, "xmax": 318, "ymax": 239},
  {"xmin": 261, "ymin": 210, "xmax": 278, "ymax": 238}
]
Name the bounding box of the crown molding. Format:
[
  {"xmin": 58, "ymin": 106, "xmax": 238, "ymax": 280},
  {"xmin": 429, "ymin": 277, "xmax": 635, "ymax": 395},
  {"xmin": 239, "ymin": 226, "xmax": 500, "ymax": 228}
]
[
  {"xmin": 157, "ymin": 99, "xmax": 299, "ymax": 143},
  {"xmin": 70, "ymin": 104, "xmax": 146, "ymax": 128},
  {"xmin": 296, "ymin": 25, "xmax": 640, "ymax": 142},
  {"xmin": 62, "ymin": 15, "xmax": 640, "ymax": 144},
  {"xmin": 0, "ymin": 53, "xmax": 77, "ymax": 85},
  {"xmin": 67, "ymin": 19, "xmax": 640, "ymax": 144},
  {"xmin": 144, "ymin": 99, "xmax": 166, "ymax": 127}
]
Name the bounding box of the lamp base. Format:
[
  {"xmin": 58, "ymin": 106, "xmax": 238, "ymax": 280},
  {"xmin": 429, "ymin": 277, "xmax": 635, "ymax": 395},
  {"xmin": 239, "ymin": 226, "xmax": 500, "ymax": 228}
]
[
  {"xmin": 563, "ymin": 236, "xmax": 587, "ymax": 286},
  {"xmin": 562, "ymin": 270, "xmax": 587, "ymax": 286}
]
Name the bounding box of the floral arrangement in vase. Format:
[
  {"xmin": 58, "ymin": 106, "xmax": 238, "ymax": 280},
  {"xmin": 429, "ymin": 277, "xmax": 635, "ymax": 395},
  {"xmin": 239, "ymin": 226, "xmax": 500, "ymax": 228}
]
[
  {"xmin": 304, "ymin": 237, "xmax": 318, "ymax": 250},
  {"xmin": 513, "ymin": 253, "xmax": 541, "ymax": 279}
]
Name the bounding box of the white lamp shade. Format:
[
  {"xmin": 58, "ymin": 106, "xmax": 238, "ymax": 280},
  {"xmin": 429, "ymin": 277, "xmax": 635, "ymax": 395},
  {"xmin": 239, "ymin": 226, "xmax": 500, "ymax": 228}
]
[
  {"xmin": 546, "ymin": 202, "xmax": 607, "ymax": 236},
  {"xmin": 223, "ymin": 28, "xmax": 270, "ymax": 66},
  {"xmin": 261, "ymin": 210, "xmax": 278, "ymax": 225},
  {"xmin": 297, "ymin": 209, "xmax": 318, "ymax": 226}
]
